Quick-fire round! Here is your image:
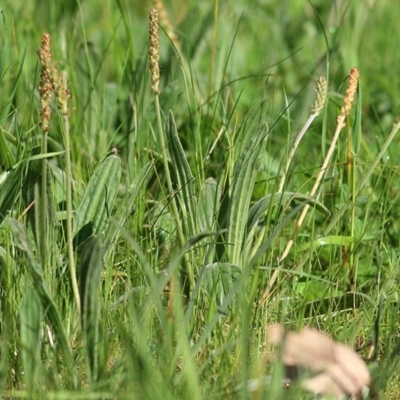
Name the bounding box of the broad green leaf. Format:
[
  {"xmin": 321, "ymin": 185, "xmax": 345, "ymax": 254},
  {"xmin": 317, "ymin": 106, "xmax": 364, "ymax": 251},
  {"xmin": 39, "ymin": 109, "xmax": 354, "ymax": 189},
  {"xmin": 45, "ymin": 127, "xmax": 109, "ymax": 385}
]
[
  {"xmin": 22, "ymin": 148, "xmax": 56, "ymax": 265},
  {"xmin": 104, "ymin": 161, "xmax": 153, "ymax": 250},
  {"xmin": 197, "ymin": 178, "xmax": 221, "ymax": 232},
  {"xmin": 197, "ymin": 178, "xmax": 221, "ymax": 264},
  {"xmin": 79, "ymin": 236, "xmax": 104, "ymax": 383},
  {"xmin": 166, "ymin": 110, "xmax": 196, "ymax": 235},
  {"xmin": 202, "ymin": 262, "xmax": 241, "ymax": 310},
  {"xmin": 228, "ymin": 123, "xmax": 268, "ymax": 266},
  {"xmin": 74, "ymin": 153, "xmax": 122, "ymax": 243},
  {"xmin": 20, "ymin": 290, "xmax": 42, "ymax": 391}
]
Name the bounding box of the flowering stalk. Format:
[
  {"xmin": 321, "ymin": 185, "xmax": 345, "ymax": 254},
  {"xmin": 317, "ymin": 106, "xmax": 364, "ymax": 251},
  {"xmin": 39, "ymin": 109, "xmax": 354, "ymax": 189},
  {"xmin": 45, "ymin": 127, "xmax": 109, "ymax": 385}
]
[
  {"xmin": 37, "ymin": 34, "xmax": 54, "ymax": 267},
  {"xmin": 263, "ymin": 69, "xmax": 359, "ymax": 303},
  {"xmin": 280, "ymin": 69, "xmax": 358, "ymax": 262},
  {"xmin": 278, "ymin": 77, "xmax": 328, "ymax": 192},
  {"xmin": 148, "ymin": 9, "xmax": 188, "ymax": 272},
  {"xmin": 37, "ymin": 33, "xmax": 80, "ymax": 316}
]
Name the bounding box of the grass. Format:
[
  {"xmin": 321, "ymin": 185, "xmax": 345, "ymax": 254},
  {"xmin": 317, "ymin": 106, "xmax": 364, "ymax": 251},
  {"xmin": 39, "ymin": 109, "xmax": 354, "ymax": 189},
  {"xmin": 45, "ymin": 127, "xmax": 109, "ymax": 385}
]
[{"xmin": 1, "ymin": 0, "xmax": 400, "ymax": 398}]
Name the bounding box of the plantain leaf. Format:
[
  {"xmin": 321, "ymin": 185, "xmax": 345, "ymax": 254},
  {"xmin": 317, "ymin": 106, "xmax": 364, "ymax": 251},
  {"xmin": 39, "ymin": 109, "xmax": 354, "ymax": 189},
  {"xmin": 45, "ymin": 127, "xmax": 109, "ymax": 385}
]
[
  {"xmin": 202, "ymin": 262, "xmax": 241, "ymax": 312},
  {"xmin": 197, "ymin": 178, "xmax": 221, "ymax": 264},
  {"xmin": 228, "ymin": 122, "xmax": 268, "ymax": 266},
  {"xmin": 104, "ymin": 161, "xmax": 153, "ymax": 251},
  {"xmin": 79, "ymin": 235, "xmax": 104, "ymax": 383},
  {"xmin": 74, "ymin": 153, "xmax": 122, "ymax": 244},
  {"xmin": 20, "ymin": 290, "xmax": 42, "ymax": 391},
  {"xmin": 166, "ymin": 110, "xmax": 196, "ymax": 235},
  {"xmin": 22, "ymin": 147, "xmax": 56, "ymax": 265},
  {"xmin": 197, "ymin": 178, "xmax": 221, "ymax": 232}
]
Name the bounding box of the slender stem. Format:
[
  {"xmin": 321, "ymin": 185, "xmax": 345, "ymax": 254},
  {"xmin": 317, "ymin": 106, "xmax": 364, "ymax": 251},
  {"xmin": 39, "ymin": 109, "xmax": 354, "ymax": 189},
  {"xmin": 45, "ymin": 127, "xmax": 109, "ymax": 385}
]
[
  {"xmin": 39, "ymin": 131, "xmax": 48, "ymax": 266},
  {"xmin": 278, "ymin": 113, "xmax": 317, "ymax": 192},
  {"xmin": 63, "ymin": 115, "xmax": 81, "ymax": 316},
  {"xmin": 279, "ymin": 115, "xmax": 346, "ymax": 262}
]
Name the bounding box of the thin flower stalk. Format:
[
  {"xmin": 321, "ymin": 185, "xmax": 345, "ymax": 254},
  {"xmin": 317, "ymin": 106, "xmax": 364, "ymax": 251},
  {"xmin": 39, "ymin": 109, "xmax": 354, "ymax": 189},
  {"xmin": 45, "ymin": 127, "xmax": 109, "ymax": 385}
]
[
  {"xmin": 148, "ymin": 9, "xmax": 190, "ymax": 282},
  {"xmin": 278, "ymin": 77, "xmax": 327, "ymax": 193},
  {"xmin": 37, "ymin": 34, "xmax": 53, "ymax": 266},
  {"xmin": 280, "ymin": 69, "xmax": 358, "ymax": 263},
  {"xmin": 38, "ymin": 33, "xmax": 81, "ymax": 316},
  {"xmin": 262, "ymin": 69, "xmax": 359, "ymax": 302}
]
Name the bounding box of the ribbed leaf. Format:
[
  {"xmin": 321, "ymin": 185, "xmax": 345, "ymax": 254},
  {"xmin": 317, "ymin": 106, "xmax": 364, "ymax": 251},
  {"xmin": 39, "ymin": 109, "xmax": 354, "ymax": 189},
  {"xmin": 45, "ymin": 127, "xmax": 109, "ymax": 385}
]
[
  {"xmin": 202, "ymin": 262, "xmax": 241, "ymax": 310},
  {"xmin": 227, "ymin": 123, "xmax": 268, "ymax": 266},
  {"xmin": 20, "ymin": 290, "xmax": 42, "ymax": 391},
  {"xmin": 79, "ymin": 236, "xmax": 104, "ymax": 383},
  {"xmin": 197, "ymin": 178, "xmax": 221, "ymax": 232},
  {"xmin": 166, "ymin": 110, "xmax": 196, "ymax": 235},
  {"xmin": 74, "ymin": 153, "xmax": 122, "ymax": 243},
  {"xmin": 197, "ymin": 178, "xmax": 221, "ymax": 264},
  {"xmin": 104, "ymin": 161, "xmax": 153, "ymax": 250},
  {"xmin": 22, "ymin": 150, "xmax": 55, "ymax": 265}
]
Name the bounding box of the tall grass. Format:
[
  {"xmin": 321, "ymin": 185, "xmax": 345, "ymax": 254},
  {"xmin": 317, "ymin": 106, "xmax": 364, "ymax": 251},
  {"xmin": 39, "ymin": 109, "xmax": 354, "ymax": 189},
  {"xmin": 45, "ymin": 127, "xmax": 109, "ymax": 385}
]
[{"xmin": 1, "ymin": 1, "xmax": 400, "ymax": 399}]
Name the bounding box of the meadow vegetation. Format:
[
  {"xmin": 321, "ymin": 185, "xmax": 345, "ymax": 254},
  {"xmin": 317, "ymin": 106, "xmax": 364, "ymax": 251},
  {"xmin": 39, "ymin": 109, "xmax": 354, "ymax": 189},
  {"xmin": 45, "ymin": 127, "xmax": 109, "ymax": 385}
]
[{"xmin": 1, "ymin": 0, "xmax": 400, "ymax": 398}]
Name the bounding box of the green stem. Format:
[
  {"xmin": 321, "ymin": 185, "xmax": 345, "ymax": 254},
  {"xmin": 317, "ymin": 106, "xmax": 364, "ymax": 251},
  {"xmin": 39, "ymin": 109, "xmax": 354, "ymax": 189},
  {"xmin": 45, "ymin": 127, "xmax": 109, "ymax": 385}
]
[
  {"xmin": 63, "ymin": 115, "xmax": 81, "ymax": 316},
  {"xmin": 39, "ymin": 131, "xmax": 48, "ymax": 267}
]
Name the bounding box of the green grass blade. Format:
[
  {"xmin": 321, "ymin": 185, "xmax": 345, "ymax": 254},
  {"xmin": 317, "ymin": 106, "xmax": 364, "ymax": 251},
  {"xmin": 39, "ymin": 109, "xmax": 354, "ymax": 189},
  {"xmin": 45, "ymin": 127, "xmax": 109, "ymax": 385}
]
[
  {"xmin": 0, "ymin": 128, "xmax": 14, "ymax": 169},
  {"xmin": 74, "ymin": 153, "xmax": 122, "ymax": 244},
  {"xmin": 247, "ymin": 191, "xmax": 331, "ymax": 233},
  {"xmin": 9, "ymin": 218, "xmax": 75, "ymax": 386},
  {"xmin": 79, "ymin": 236, "xmax": 104, "ymax": 384}
]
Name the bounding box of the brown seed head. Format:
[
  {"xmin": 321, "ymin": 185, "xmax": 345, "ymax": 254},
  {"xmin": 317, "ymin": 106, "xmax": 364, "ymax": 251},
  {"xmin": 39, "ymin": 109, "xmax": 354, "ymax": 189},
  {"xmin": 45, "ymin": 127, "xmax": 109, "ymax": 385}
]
[
  {"xmin": 149, "ymin": 8, "xmax": 161, "ymax": 94},
  {"xmin": 152, "ymin": 0, "xmax": 180, "ymax": 46},
  {"xmin": 339, "ymin": 67, "xmax": 359, "ymax": 121},
  {"xmin": 38, "ymin": 34, "xmax": 54, "ymax": 132},
  {"xmin": 37, "ymin": 33, "xmax": 71, "ymax": 122}
]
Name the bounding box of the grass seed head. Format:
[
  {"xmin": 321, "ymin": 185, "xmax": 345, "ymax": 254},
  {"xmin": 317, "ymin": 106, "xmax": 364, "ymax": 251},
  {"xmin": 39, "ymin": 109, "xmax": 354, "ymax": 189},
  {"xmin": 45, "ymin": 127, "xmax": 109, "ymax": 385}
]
[
  {"xmin": 311, "ymin": 76, "xmax": 328, "ymax": 116},
  {"xmin": 37, "ymin": 33, "xmax": 70, "ymax": 119},
  {"xmin": 153, "ymin": 0, "xmax": 180, "ymax": 46},
  {"xmin": 149, "ymin": 8, "xmax": 161, "ymax": 95},
  {"xmin": 38, "ymin": 33, "xmax": 54, "ymax": 132},
  {"xmin": 339, "ymin": 67, "xmax": 359, "ymax": 121}
]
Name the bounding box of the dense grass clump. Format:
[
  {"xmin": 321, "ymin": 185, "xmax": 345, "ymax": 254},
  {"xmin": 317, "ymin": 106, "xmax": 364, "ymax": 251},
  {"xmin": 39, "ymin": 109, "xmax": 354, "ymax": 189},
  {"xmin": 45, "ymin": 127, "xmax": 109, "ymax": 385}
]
[{"xmin": 1, "ymin": 1, "xmax": 400, "ymax": 399}]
